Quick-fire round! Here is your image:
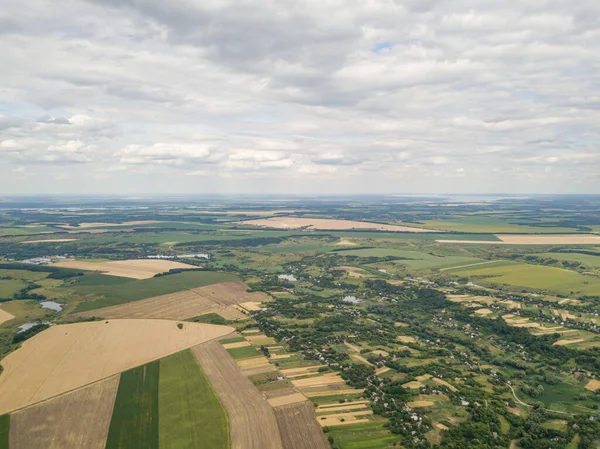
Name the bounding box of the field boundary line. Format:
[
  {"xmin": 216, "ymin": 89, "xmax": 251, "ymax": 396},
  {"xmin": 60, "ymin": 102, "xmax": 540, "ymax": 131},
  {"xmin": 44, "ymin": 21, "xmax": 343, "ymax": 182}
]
[{"xmin": 439, "ymin": 260, "xmax": 501, "ymax": 272}]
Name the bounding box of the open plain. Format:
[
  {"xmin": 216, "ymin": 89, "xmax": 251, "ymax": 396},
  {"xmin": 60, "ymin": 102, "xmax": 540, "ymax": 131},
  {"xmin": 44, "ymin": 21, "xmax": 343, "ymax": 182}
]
[
  {"xmin": 52, "ymin": 259, "xmax": 197, "ymax": 279},
  {"xmin": 0, "ymin": 320, "xmax": 233, "ymax": 414}
]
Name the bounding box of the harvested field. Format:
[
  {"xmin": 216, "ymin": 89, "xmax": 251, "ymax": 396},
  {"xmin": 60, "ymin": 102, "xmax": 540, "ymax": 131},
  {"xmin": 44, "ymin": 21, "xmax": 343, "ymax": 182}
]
[
  {"xmin": 316, "ymin": 403, "xmax": 369, "ymax": 413},
  {"xmin": 432, "ymin": 378, "xmax": 458, "ymax": 392},
  {"xmin": 403, "ymin": 381, "xmax": 425, "ymax": 389},
  {"xmin": 0, "ymin": 307, "xmax": 14, "ymax": 326},
  {"xmin": 408, "ymin": 401, "xmax": 435, "ymax": 408},
  {"xmin": 267, "ymin": 393, "xmax": 307, "ymax": 408},
  {"xmin": 397, "ymin": 336, "xmax": 417, "ymax": 343},
  {"xmin": 475, "ymin": 308, "xmax": 493, "ymax": 316},
  {"xmin": 292, "ymin": 373, "xmax": 345, "ymax": 388},
  {"xmin": 435, "ymin": 423, "xmax": 449, "ymax": 431},
  {"xmin": 9, "ymin": 376, "xmax": 119, "ymax": 449},
  {"xmin": 584, "ymin": 380, "xmax": 600, "ymax": 392},
  {"xmin": 317, "ymin": 400, "xmax": 369, "ymax": 409},
  {"xmin": 192, "ymin": 341, "xmax": 283, "ymax": 449},
  {"xmin": 0, "ymin": 320, "xmax": 232, "ymax": 414},
  {"xmin": 242, "ymin": 365, "xmax": 278, "ymax": 376},
  {"xmin": 239, "ymin": 217, "xmax": 435, "ymax": 232},
  {"xmin": 239, "ymin": 301, "xmax": 263, "ymax": 311},
  {"xmin": 270, "ymin": 354, "xmax": 292, "ymax": 360},
  {"xmin": 71, "ymin": 282, "xmax": 267, "ymax": 320},
  {"xmin": 21, "ymin": 238, "xmax": 78, "ymax": 244},
  {"xmin": 242, "ymin": 329, "xmax": 261, "ymax": 334},
  {"xmin": 553, "ymin": 338, "xmax": 585, "ymax": 346},
  {"xmin": 246, "ymin": 335, "xmax": 277, "ymax": 346},
  {"xmin": 222, "ymin": 341, "xmax": 251, "ymax": 349},
  {"xmin": 53, "ymin": 259, "xmax": 195, "ymax": 279},
  {"xmin": 316, "ymin": 410, "xmax": 372, "ymax": 427},
  {"xmin": 274, "ymin": 402, "xmax": 329, "ymax": 449},
  {"xmin": 304, "ymin": 389, "xmax": 363, "ymax": 398},
  {"xmin": 236, "ymin": 356, "xmax": 272, "ymax": 370},
  {"xmin": 438, "ymin": 234, "xmax": 600, "ymax": 245},
  {"xmin": 281, "ymin": 366, "xmax": 326, "ymax": 376}
]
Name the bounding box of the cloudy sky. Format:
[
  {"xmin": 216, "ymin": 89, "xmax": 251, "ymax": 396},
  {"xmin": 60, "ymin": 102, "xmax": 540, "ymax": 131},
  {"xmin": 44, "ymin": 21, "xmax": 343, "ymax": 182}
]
[{"xmin": 1, "ymin": 0, "xmax": 599, "ymax": 195}]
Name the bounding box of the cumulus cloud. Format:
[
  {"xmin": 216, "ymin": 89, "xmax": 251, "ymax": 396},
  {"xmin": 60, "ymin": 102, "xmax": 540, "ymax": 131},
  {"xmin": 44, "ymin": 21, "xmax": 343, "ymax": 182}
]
[{"xmin": 0, "ymin": 0, "xmax": 598, "ymax": 194}]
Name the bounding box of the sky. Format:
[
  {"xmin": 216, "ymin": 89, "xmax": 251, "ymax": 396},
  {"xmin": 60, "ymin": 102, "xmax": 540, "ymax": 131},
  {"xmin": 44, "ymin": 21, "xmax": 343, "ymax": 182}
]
[{"xmin": 1, "ymin": 0, "xmax": 599, "ymax": 195}]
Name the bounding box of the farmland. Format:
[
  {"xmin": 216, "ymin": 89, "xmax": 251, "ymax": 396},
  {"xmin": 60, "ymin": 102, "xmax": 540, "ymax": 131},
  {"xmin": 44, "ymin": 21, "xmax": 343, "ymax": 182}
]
[
  {"xmin": 0, "ymin": 320, "xmax": 232, "ymax": 414},
  {"xmin": 159, "ymin": 350, "xmax": 229, "ymax": 449},
  {"xmin": 72, "ymin": 271, "xmax": 239, "ymax": 312},
  {"xmin": 1, "ymin": 195, "xmax": 600, "ymax": 448},
  {"xmin": 192, "ymin": 341, "xmax": 283, "ymax": 449},
  {"xmin": 71, "ymin": 281, "xmax": 264, "ymax": 321},
  {"xmin": 10, "ymin": 375, "xmax": 119, "ymax": 449},
  {"xmin": 106, "ymin": 361, "xmax": 160, "ymax": 449},
  {"xmin": 52, "ymin": 259, "xmax": 197, "ymax": 279}
]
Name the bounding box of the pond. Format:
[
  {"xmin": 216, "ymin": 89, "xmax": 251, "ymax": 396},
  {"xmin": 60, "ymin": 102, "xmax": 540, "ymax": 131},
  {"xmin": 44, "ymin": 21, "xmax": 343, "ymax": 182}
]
[
  {"xmin": 40, "ymin": 301, "xmax": 63, "ymax": 312},
  {"xmin": 278, "ymin": 274, "xmax": 297, "ymax": 282}
]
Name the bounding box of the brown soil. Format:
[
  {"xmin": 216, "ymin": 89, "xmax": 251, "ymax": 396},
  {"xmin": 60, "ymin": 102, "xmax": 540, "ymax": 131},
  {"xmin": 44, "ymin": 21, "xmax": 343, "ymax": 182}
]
[
  {"xmin": 274, "ymin": 401, "xmax": 330, "ymax": 449},
  {"xmin": 192, "ymin": 341, "xmax": 283, "ymax": 449},
  {"xmin": 71, "ymin": 282, "xmax": 267, "ymax": 320},
  {"xmin": 9, "ymin": 376, "xmax": 119, "ymax": 449}
]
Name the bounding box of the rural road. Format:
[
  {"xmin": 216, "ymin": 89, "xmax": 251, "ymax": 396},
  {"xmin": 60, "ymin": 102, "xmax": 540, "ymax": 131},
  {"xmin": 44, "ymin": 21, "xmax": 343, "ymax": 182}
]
[{"xmin": 506, "ymin": 383, "xmax": 574, "ymax": 416}]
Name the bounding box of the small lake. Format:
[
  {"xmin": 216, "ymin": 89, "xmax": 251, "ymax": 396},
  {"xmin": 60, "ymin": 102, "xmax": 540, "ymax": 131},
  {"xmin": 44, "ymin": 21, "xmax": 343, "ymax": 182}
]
[
  {"xmin": 278, "ymin": 274, "xmax": 297, "ymax": 282},
  {"xmin": 18, "ymin": 321, "xmax": 49, "ymax": 333},
  {"xmin": 40, "ymin": 301, "xmax": 63, "ymax": 312}
]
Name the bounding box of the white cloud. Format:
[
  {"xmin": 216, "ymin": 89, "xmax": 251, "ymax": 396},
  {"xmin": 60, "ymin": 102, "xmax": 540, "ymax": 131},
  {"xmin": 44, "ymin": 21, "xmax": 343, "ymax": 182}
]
[{"xmin": 0, "ymin": 0, "xmax": 598, "ymax": 194}]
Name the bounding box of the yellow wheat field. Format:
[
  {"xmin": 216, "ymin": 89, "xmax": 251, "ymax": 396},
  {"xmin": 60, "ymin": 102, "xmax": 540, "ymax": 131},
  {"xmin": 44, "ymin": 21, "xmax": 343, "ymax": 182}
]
[{"xmin": 0, "ymin": 319, "xmax": 232, "ymax": 414}]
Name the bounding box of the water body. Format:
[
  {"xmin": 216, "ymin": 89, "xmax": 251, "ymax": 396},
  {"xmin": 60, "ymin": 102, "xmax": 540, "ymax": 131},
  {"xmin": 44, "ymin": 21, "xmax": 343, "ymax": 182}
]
[
  {"xmin": 343, "ymin": 296, "xmax": 362, "ymax": 305},
  {"xmin": 278, "ymin": 274, "xmax": 297, "ymax": 282},
  {"xmin": 40, "ymin": 301, "xmax": 63, "ymax": 312},
  {"xmin": 18, "ymin": 321, "xmax": 49, "ymax": 333}
]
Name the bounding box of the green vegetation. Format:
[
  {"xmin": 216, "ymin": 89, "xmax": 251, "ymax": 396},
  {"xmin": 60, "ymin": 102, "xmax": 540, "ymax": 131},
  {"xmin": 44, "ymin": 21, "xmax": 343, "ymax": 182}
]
[
  {"xmin": 226, "ymin": 345, "xmax": 260, "ymax": 359},
  {"xmin": 0, "ymin": 415, "xmax": 9, "ymax": 449},
  {"xmin": 73, "ymin": 271, "xmax": 239, "ymax": 312},
  {"xmin": 326, "ymin": 421, "xmax": 400, "ymax": 449},
  {"xmin": 339, "ymin": 248, "xmax": 483, "ymax": 271},
  {"xmin": 159, "ymin": 350, "xmax": 229, "ymax": 449},
  {"xmin": 106, "ymin": 361, "xmax": 160, "ymax": 449},
  {"xmin": 449, "ymin": 261, "xmax": 600, "ymax": 295}
]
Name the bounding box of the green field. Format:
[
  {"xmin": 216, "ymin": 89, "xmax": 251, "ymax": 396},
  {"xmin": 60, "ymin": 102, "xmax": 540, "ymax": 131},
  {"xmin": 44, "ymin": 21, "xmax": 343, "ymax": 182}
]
[
  {"xmin": 159, "ymin": 350, "xmax": 229, "ymax": 449},
  {"xmin": 0, "ymin": 279, "xmax": 28, "ymax": 299},
  {"xmin": 0, "ymin": 225, "xmax": 60, "ymax": 236},
  {"xmin": 448, "ymin": 262, "xmax": 600, "ymax": 295},
  {"xmin": 106, "ymin": 361, "xmax": 160, "ymax": 449},
  {"xmin": 534, "ymin": 252, "xmax": 600, "ymax": 270},
  {"xmin": 0, "ymin": 414, "xmax": 8, "ymax": 449},
  {"xmin": 417, "ymin": 217, "xmax": 579, "ymax": 233},
  {"xmin": 339, "ymin": 248, "xmax": 483, "ymax": 271},
  {"xmin": 73, "ymin": 271, "xmax": 239, "ymax": 312},
  {"xmin": 326, "ymin": 420, "xmax": 400, "ymax": 449},
  {"xmin": 226, "ymin": 346, "xmax": 260, "ymax": 359},
  {"xmin": 73, "ymin": 274, "xmax": 132, "ymax": 286}
]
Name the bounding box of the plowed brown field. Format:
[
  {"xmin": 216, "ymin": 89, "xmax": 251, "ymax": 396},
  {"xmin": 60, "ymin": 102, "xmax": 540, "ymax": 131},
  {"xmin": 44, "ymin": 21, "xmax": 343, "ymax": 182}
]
[
  {"xmin": 71, "ymin": 282, "xmax": 268, "ymax": 320},
  {"xmin": 274, "ymin": 401, "xmax": 329, "ymax": 449},
  {"xmin": 192, "ymin": 341, "xmax": 283, "ymax": 449},
  {"xmin": 9, "ymin": 376, "xmax": 119, "ymax": 449},
  {"xmin": 0, "ymin": 319, "xmax": 232, "ymax": 414}
]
